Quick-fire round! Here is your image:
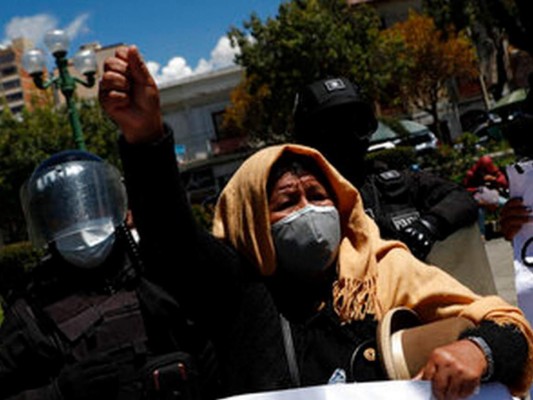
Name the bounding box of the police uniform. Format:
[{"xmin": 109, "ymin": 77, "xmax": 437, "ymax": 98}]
[
  {"xmin": 360, "ymin": 166, "xmax": 478, "ymax": 245},
  {"xmin": 359, "ymin": 164, "xmax": 497, "ymax": 295},
  {"xmin": 0, "ymin": 150, "xmax": 220, "ymax": 400},
  {"xmin": 0, "ymin": 230, "xmax": 219, "ymax": 400},
  {"xmin": 293, "ymin": 77, "xmax": 496, "ymax": 295}
]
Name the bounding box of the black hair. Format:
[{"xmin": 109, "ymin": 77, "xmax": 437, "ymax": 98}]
[{"xmin": 267, "ymin": 152, "xmax": 335, "ymax": 201}]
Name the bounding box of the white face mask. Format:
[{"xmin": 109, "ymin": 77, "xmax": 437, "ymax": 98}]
[
  {"xmin": 271, "ymin": 204, "xmax": 341, "ymax": 278},
  {"xmin": 55, "ymin": 223, "xmax": 116, "ymax": 269}
]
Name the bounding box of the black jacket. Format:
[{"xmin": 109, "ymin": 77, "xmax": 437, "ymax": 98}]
[
  {"xmin": 120, "ymin": 133, "xmax": 526, "ymax": 397},
  {"xmin": 0, "ymin": 228, "xmax": 218, "ymax": 399},
  {"xmin": 359, "ymin": 167, "xmax": 478, "ymax": 242}
]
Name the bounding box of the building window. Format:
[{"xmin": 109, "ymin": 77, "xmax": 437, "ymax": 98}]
[
  {"xmin": 0, "ymin": 53, "xmax": 15, "ymax": 65},
  {"xmin": 10, "ymin": 105, "xmax": 23, "ymax": 114},
  {"xmin": 6, "ymin": 92, "xmax": 23, "ymax": 102},
  {"xmin": 1, "ymin": 79, "xmax": 21, "ymax": 90},
  {"xmin": 1, "ymin": 66, "xmax": 17, "ymax": 76},
  {"xmin": 211, "ymin": 110, "xmax": 233, "ymax": 140}
]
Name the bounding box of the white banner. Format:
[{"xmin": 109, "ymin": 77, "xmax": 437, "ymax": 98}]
[
  {"xmin": 221, "ymin": 381, "xmax": 511, "ymax": 400},
  {"xmin": 506, "ymin": 160, "xmax": 533, "ymax": 400},
  {"xmin": 506, "ymin": 160, "xmax": 533, "ymax": 325}
]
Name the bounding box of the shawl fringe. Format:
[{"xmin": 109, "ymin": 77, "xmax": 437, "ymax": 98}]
[{"xmin": 332, "ymin": 275, "xmax": 381, "ymax": 322}]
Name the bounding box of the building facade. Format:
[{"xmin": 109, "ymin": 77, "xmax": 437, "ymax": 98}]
[
  {"xmin": 158, "ymin": 65, "xmax": 250, "ymax": 203},
  {"xmin": 0, "ymin": 38, "xmax": 48, "ymax": 114}
]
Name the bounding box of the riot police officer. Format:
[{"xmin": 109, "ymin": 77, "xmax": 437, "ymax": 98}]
[
  {"xmin": 0, "ymin": 150, "xmax": 219, "ymax": 400},
  {"xmin": 293, "ymin": 77, "xmax": 479, "ymax": 261}
]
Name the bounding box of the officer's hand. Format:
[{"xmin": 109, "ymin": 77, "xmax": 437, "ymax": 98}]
[
  {"xmin": 414, "ymin": 340, "xmax": 487, "ymax": 400},
  {"xmin": 400, "ymin": 219, "xmax": 436, "ymax": 261},
  {"xmin": 500, "ymin": 197, "xmax": 533, "ymax": 241},
  {"xmin": 55, "ymin": 355, "xmax": 119, "ymax": 400},
  {"xmin": 99, "ymin": 45, "xmax": 164, "ymax": 144}
]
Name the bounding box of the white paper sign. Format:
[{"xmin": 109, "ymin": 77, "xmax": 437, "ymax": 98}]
[
  {"xmin": 220, "ymin": 381, "xmax": 511, "ymax": 400},
  {"xmin": 506, "ymin": 160, "xmax": 533, "ymax": 399},
  {"xmin": 506, "ymin": 160, "xmax": 533, "ymax": 326}
]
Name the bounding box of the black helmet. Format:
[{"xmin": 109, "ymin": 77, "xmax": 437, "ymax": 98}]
[
  {"xmin": 20, "ymin": 150, "xmax": 127, "ymax": 249},
  {"xmin": 503, "ymin": 115, "xmax": 533, "ymax": 159},
  {"xmin": 293, "ymin": 77, "xmax": 378, "ymax": 142},
  {"xmin": 502, "ymin": 75, "xmax": 533, "ymax": 159}
]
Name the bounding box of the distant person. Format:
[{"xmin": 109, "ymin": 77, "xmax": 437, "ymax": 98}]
[
  {"xmin": 293, "ymin": 77, "xmax": 495, "ymax": 295},
  {"xmin": 463, "ymin": 155, "xmax": 509, "ymax": 239},
  {"xmin": 463, "ymin": 155, "xmax": 508, "ymax": 196}
]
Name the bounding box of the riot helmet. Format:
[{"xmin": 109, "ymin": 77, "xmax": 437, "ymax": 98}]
[
  {"xmin": 293, "ymin": 77, "xmax": 378, "ymax": 185},
  {"xmin": 293, "ymin": 77, "xmax": 378, "ymax": 147},
  {"xmin": 502, "ymin": 77, "xmax": 533, "ymax": 160},
  {"xmin": 20, "ymin": 150, "xmax": 128, "ymax": 268}
]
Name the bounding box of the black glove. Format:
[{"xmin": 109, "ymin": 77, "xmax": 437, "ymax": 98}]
[
  {"xmin": 399, "ymin": 218, "xmax": 437, "ymax": 261},
  {"xmin": 55, "ymin": 355, "xmax": 119, "ymax": 400}
]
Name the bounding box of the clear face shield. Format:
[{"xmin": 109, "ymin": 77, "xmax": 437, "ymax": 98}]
[{"xmin": 20, "ymin": 159, "xmax": 128, "ymax": 253}]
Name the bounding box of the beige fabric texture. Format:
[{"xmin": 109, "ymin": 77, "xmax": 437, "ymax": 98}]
[
  {"xmin": 426, "ymin": 222, "xmax": 497, "ymax": 296},
  {"xmin": 212, "ymin": 144, "xmax": 533, "ymax": 396}
]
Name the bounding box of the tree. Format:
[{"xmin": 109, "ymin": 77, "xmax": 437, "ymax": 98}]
[
  {"xmin": 384, "ymin": 11, "xmax": 479, "ymax": 142},
  {"xmin": 225, "ymin": 0, "xmax": 405, "ymax": 142},
  {"xmin": 221, "ymin": 77, "xmax": 273, "ymax": 144},
  {"xmin": 499, "ymin": 0, "xmax": 532, "ymax": 56},
  {"xmin": 423, "ymin": 0, "xmax": 532, "ymax": 99},
  {"xmin": 0, "ymin": 100, "xmax": 120, "ymax": 244}
]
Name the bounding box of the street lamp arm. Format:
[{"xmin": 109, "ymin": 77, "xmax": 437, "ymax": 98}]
[
  {"xmin": 73, "ymin": 73, "xmax": 96, "ymax": 88},
  {"xmin": 32, "ymin": 74, "xmax": 59, "ymax": 90}
]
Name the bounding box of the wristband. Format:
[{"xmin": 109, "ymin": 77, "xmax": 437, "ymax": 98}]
[{"xmin": 465, "ymin": 336, "xmax": 495, "ymax": 382}]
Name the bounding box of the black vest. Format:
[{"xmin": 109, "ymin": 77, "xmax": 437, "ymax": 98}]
[{"xmin": 360, "ymin": 170, "xmax": 420, "ymax": 240}]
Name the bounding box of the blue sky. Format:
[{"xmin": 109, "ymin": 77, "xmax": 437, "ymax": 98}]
[{"xmin": 1, "ymin": 0, "xmax": 286, "ymax": 84}]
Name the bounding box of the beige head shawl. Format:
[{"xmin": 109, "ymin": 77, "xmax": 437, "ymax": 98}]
[{"xmin": 212, "ymin": 144, "xmax": 406, "ymax": 322}]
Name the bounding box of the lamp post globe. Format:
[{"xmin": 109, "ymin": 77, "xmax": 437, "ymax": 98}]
[
  {"xmin": 22, "ymin": 49, "xmax": 46, "ymax": 76},
  {"xmin": 44, "ymin": 29, "xmax": 70, "ymax": 56},
  {"xmin": 22, "ymin": 29, "xmax": 97, "ymax": 151},
  {"xmin": 73, "ymin": 49, "xmax": 97, "ymax": 75}
]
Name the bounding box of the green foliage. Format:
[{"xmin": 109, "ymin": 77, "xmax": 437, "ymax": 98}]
[
  {"xmin": 383, "ymin": 12, "xmax": 478, "ymax": 143},
  {"xmin": 416, "ymin": 134, "xmax": 513, "ymax": 229},
  {"xmin": 227, "ymin": 0, "xmax": 406, "ymax": 140},
  {"xmin": 191, "ymin": 204, "xmax": 215, "ymax": 231},
  {"xmin": 78, "ymin": 100, "xmax": 122, "ymax": 167},
  {"xmin": 423, "ymin": 0, "xmax": 531, "ymax": 56},
  {"xmin": 0, "ymin": 241, "xmax": 43, "ymax": 324},
  {"xmin": 422, "ymin": 0, "xmax": 532, "ymax": 104},
  {"xmin": 0, "ymin": 241, "xmax": 43, "ymax": 304},
  {"xmin": 420, "ymin": 142, "xmax": 474, "ymax": 184},
  {"xmin": 0, "ymin": 100, "xmax": 120, "ymax": 244},
  {"xmin": 418, "ymin": 132, "xmax": 513, "ymax": 184}
]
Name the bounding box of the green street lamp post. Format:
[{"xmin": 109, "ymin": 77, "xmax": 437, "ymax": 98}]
[{"xmin": 22, "ymin": 30, "xmax": 97, "ymax": 151}]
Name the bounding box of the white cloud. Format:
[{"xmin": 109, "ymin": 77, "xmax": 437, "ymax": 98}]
[
  {"xmin": 205, "ymin": 35, "xmax": 240, "ymax": 70},
  {"xmin": 146, "ymin": 61, "xmax": 162, "ymax": 79},
  {"xmin": 147, "ymin": 57, "xmax": 193, "ymax": 85},
  {"xmin": 150, "ymin": 35, "xmax": 241, "ymax": 85},
  {"xmin": 1, "ymin": 13, "xmax": 90, "ymax": 48},
  {"xmin": 163, "ymin": 57, "xmax": 194, "ymax": 80},
  {"xmin": 65, "ymin": 13, "xmax": 91, "ymax": 40},
  {"xmin": 4, "ymin": 14, "xmax": 57, "ymax": 46}
]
